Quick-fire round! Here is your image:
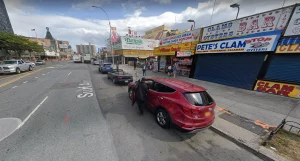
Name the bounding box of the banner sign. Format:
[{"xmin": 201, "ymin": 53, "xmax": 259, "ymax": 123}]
[
  {"xmin": 196, "ymin": 35, "xmax": 279, "ymax": 53},
  {"xmin": 111, "ymin": 27, "xmax": 118, "ymax": 43},
  {"xmin": 154, "ymin": 42, "xmax": 194, "ymax": 56},
  {"xmin": 143, "ymin": 25, "xmax": 166, "ymax": 40},
  {"xmin": 276, "ymin": 44, "xmax": 300, "ymax": 53},
  {"xmin": 201, "ymin": 6, "xmax": 293, "ymax": 42},
  {"xmin": 121, "ymin": 37, "xmax": 159, "ymax": 50},
  {"xmin": 177, "ymin": 51, "xmax": 191, "ymax": 57},
  {"xmin": 284, "ymin": 6, "xmax": 300, "ymax": 36},
  {"xmin": 254, "ymin": 80, "xmax": 300, "ymax": 98},
  {"xmin": 160, "ymin": 29, "xmax": 201, "ymax": 46},
  {"xmin": 202, "ymin": 21, "xmax": 238, "ymax": 41}
]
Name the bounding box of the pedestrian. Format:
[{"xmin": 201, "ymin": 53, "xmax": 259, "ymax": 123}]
[
  {"xmin": 167, "ymin": 65, "xmax": 172, "ymax": 77},
  {"xmin": 134, "ymin": 60, "xmax": 137, "ymax": 70},
  {"xmin": 132, "ymin": 78, "xmax": 148, "ymax": 115},
  {"xmin": 142, "ymin": 64, "xmax": 147, "ymax": 76},
  {"xmin": 173, "ymin": 62, "xmax": 178, "ymax": 78}
]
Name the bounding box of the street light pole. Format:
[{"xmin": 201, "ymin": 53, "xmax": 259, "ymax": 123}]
[
  {"xmin": 230, "ymin": 3, "xmax": 240, "ymax": 19},
  {"xmin": 92, "ymin": 5, "xmax": 114, "ymax": 68},
  {"xmin": 187, "ymin": 20, "xmax": 195, "ymax": 30},
  {"xmin": 31, "ymin": 29, "xmax": 39, "ymax": 61}
]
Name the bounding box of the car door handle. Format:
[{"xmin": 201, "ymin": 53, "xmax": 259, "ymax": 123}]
[{"xmin": 158, "ymin": 96, "xmax": 163, "ymax": 100}]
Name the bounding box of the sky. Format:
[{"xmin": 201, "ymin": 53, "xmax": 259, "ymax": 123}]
[{"xmin": 4, "ymin": 0, "xmax": 300, "ymax": 52}]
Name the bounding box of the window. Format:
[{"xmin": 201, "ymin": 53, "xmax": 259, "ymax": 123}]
[
  {"xmin": 18, "ymin": 61, "xmax": 22, "ymax": 64},
  {"xmin": 152, "ymin": 82, "xmax": 176, "ymax": 93},
  {"xmin": 184, "ymin": 92, "xmax": 214, "ymax": 106},
  {"xmin": 103, "ymin": 64, "xmax": 112, "ymax": 67},
  {"xmin": 4, "ymin": 61, "xmax": 17, "ymax": 64}
]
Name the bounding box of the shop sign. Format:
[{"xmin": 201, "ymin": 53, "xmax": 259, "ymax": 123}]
[
  {"xmin": 121, "ymin": 37, "xmax": 159, "ymax": 50},
  {"xmin": 284, "ymin": 6, "xmax": 300, "ymax": 36},
  {"xmin": 276, "ymin": 44, "xmax": 300, "ymax": 53},
  {"xmin": 196, "ymin": 35, "xmax": 279, "ymax": 54},
  {"xmin": 154, "ymin": 42, "xmax": 193, "ymax": 56},
  {"xmin": 143, "ymin": 25, "xmax": 166, "ymax": 39},
  {"xmin": 160, "ymin": 29, "xmax": 201, "ymax": 46},
  {"xmin": 201, "ymin": 6, "xmax": 293, "ymax": 42},
  {"xmin": 177, "ymin": 51, "xmax": 191, "ymax": 57},
  {"xmin": 254, "ymin": 80, "xmax": 300, "ymax": 98}
]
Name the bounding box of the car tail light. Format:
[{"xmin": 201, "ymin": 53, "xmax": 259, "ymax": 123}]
[
  {"xmin": 118, "ymin": 76, "xmax": 122, "ymax": 79},
  {"xmin": 130, "ymin": 76, "xmax": 133, "ymax": 79},
  {"xmin": 177, "ymin": 103, "xmax": 193, "ymax": 117}
]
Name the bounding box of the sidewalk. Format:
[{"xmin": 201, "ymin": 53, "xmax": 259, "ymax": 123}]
[{"xmin": 120, "ymin": 64, "xmax": 300, "ymax": 161}]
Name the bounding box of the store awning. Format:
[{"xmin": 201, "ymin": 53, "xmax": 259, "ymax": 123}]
[{"xmin": 123, "ymin": 54, "xmax": 138, "ymax": 58}]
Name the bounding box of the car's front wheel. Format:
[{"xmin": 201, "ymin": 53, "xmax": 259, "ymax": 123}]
[
  {"xmin": 156, "ymin": 108, "xmax": 171, "ymax": 129},
  {"xmin": 29, "ymin": 65, "xmax": 33, "ymax": 71},
  {"xmin": 16, "ymin": 68, "xmax": 21, "ymax": 74}
]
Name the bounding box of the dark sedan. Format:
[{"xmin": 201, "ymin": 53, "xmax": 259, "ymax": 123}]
[{"xmin": 107, "ymin": 69, "xmax": 133, "ymax": 84}]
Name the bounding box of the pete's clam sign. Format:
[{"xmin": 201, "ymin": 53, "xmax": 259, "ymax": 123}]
[
  {"xmin": 254, "ymin": 80, "xmax": 300, "ymax": 98},
  {"xmin": 196, "ymin": 35, "xmax": 279, "ymax": 53}
]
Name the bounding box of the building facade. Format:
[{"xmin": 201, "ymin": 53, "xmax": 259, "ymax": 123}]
[
  {"xmin": 76, "ymin": 43, "xmax": 96, "ymax": 55},
  {"xmin": 0, "ymin": 0, "xmax": 13, "ymax": 33}
]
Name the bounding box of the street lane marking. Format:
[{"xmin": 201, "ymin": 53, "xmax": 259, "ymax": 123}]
[
  {"xmin": 47, "ymin": 72, "xmax": 50, "ymax": 74},
  {"xmin": 0, "ymin": 68, "xmax": 45, "ymax": 89},
  {"xmin": 68, "ymin": 72, "xmax": 72, "ymax": 76},
  {"xmin": 11, "ymin": 86, "xmax": 18, "ymax": 89},
  {"xmin": 35, "ymin": 77, "xmax": 38, "ymax": 79},
  {"xmin": 63, "ymin": 113, "xmax": 72, "ymax": 126},
  {"xmin": 23, "ymin": 81, "xmax": 28, "ymax": 84},
  {"xmin": 77, "ymin": 81, "xmax": 93, "ymax": 98},
  {"xmin": 42, "ymin": 74, "xmax": 45, "ymax": 75},
  {"xmin": 17, "ymin": 96, "xmax": 48, "ymax": 129}
]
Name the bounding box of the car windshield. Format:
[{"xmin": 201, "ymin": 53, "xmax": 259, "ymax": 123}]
[
  {"xmin": 104, "ymin": 64, "xmax": 111, "ymax": 67},
  {"xmin": 184, "ymin": 92, "xmax": 214, "ymax": 106},
  {"xmin": 4, "ymin": 61, "xmax": 17, "ymax": 64}
]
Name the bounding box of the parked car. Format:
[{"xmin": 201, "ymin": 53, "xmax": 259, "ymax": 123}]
[
  {"xmin": 128, "ymin": 77, "xmax": 216, "ymax": 132},
  {"xmin": 36, "ymin": 60, "xmax": 46, "ymax": 65},
  {"xmin": 107, "ymin": 69, "xmax": 133, "ymax": 84},
  {"xmin": 93, "ymin": 60, "xmax": 100, "ymax": 65},
  {"xmin": 0, "ymin": 59, "xmax": 34, "ymax": 74},
  {"xmin": 26, "ymin": 61, "xmax": 36, "ymax": 68},
  {"xmin": 99, "ymin": 63, "xmax": 113, "ymax": 73}
]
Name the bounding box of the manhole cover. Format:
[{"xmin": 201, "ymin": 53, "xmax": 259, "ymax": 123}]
[
  {"xmin": 51, "ymin": 82, "xmax": 80, "ymax": 89},
  {"xmin": 0, "ymin": 118, "xmax": 22, "ymax": 142}
]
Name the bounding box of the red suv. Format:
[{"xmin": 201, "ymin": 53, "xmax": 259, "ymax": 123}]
[{"xmin": 128, "ymin": 77, "xmax": 216, "ymax": 132}]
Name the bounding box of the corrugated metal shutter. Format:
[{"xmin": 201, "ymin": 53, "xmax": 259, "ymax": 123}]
[
  {"xmin": 264, "ymin": 54, "xmax": 300, "ymax": 84},
  {"xmin": 193, "ymin": 53, "xmax": 266, "ymax": 90}
]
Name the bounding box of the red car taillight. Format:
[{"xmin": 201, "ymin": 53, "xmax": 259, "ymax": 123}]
[
  {"xmin": 118, "ymin": 76, "xmax": 122, "ymax": 79},
  {"xmin": 177, "ymin": 104, "xmax": 193, "ymax": 117},
  {"xmin": 130, "ymin": 76, "xmax": 133, "ymax": 79}
]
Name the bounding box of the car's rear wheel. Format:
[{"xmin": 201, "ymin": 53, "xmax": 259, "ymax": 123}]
[
  {"xmin": 128, "ymin": 88, "xmax": 133, "ymax": 100},
  {"xmin": 156, "ymin": 108, "xmax": 171, "ymax": 129},
  {"xmin": 29, "ymin": 65, "xmax": 33, "ymax": 71},
  {"xmin": 16, "ymin": 68, "xmax": 21, "ymax": 74}
]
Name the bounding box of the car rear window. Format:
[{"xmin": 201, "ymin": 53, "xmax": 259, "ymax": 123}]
[
  {"xmin": 184, "ymin": 91, "xmax": 214, "ymax": 106},
  {"xmin": 104, "ymin": 64, "xmax": 111, "ymax": 67}
]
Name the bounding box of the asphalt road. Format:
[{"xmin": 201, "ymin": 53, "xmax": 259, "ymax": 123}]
[{"xmin": 0, "ymin": 61, "xmax": 262, "ymax": 161}]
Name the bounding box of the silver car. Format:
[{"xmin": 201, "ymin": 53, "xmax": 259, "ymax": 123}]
[{"xmin": 0, "ymin": 60, "xmax": 33, "ymax": 74}]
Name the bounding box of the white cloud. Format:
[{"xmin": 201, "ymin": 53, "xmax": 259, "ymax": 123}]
[
  {"xmin": 152, "ymin": 0, "xmax": 172, "ymax": 4},
  {"xmin": 4, "ymin": 0, "xmax": 299, "ymax": 51}
]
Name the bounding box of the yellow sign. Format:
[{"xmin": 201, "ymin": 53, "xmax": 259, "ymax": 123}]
[
  {"xmin": 254, "ymin": 80, "xmax": 300, "ymax": 99},
  {"xmin": 154, "ymin": 42, "xmax": 196, "ymax": 56},
  {"xmin": 143, "ymin": 25, "xmax": 168, "ymax": 40},
  {"xmin": 276, "ymin": 44, "xmax": 300, "ymax": 53}
]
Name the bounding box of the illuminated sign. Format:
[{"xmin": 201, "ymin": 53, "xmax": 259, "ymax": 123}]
[{"xmin": 254, "ymin": 80, "xmax": 300, "ymax": 98}]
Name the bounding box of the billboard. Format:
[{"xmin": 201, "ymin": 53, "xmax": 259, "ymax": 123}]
[
  {"xmin": 143, "ymin": 25, "xmax": 166, "ymax": 40},
  {"xmin": 121, "ymin": 37, "xmax": 159, "ymax": 50},
  {"xmin": 202, "ymin": 6, "xmax": 293, "ymax": 42},
  {"xmin": 196, "ymin": 34, "xmax": 279, "ymax": 54},
  {"xmin": 284, "ymin": 6, "xmax": 300, "ymax": 36},
  {"xmin": 160, "ymin": 29, "xmax": 201, "ymax": 46},
  {"xmin": 59, "ymin": 44, "xmax": 68, "ymax": 49},
  {"xmin": 254, "ymin": 80, "xmax": 300, "ymax": 98}
]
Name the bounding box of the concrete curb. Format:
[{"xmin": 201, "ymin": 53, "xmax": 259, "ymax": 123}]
[{"xmin": 209, "ymin": 125, "xmax": 274, "ymax": 161}]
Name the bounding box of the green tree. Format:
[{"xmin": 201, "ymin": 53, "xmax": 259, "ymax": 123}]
[{"xmin": 0, "ymin": 32, "xmax": 44, "ymax": 59}]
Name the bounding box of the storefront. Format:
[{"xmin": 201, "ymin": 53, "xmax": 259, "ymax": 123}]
[
  {"xmin": 194, "ymin": 33, "xmax": 280, "ymax": 90},
  {"xmin": 174, "ymin": 51, "xmax": 193, "ymax": 77}
]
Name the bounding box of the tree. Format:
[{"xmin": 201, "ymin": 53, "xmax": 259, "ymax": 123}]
[{"xmin": 0, "ymin": 32, "xmax": 44, "ymax": 59}]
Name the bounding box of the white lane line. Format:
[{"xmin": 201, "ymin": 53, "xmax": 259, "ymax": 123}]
[
  {"xmin": 11, "ymin": 86, "xmax": 18, "ymax": 89},
  {"xmin": 17, "ymin": 96, "xmax": 48, "ymax": 129},
  {"xmin": 42, "ymin": 74, "xmax": 45, "ymax": 76},
  {"xmin": 47, "ymin": 72, "xmax": 50, "ymax": 74},
  {"xmin": 35, "ymin": 77, "xmax": 38, "ymax": 79},
  {"xmin": 68, "ymin": 72, "xmax": 72, "ymax": 76},
  {"xmin": 23, "ymin": 81, "xmax": 28, "ymax": 84}
]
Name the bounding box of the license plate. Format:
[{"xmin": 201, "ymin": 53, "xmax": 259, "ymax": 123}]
[
  {"xmin": 125, "ymin": 80, "xmax": 128, "ymax": 83},
  {"xmin": 204, "ymin": 112, "xmax": 211, "ymax": 117}
]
